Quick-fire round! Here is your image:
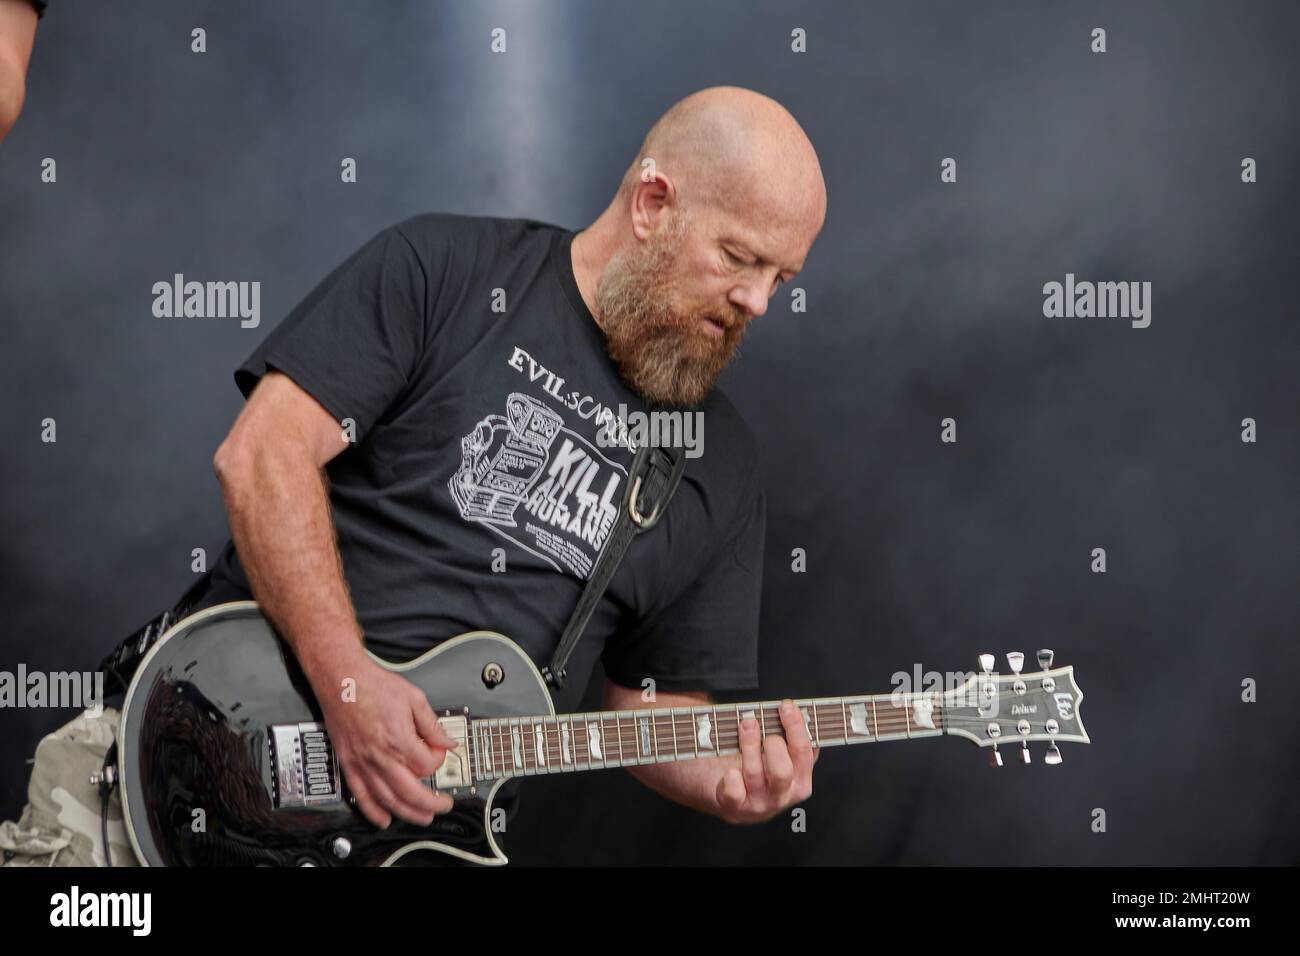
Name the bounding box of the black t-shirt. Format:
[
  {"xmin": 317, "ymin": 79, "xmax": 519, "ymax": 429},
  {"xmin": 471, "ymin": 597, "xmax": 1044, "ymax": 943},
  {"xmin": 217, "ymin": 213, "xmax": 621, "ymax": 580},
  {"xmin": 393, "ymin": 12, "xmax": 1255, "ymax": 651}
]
[{"xmin": 202, "ymin": 213, "xmax": 765, "ymax": 716}]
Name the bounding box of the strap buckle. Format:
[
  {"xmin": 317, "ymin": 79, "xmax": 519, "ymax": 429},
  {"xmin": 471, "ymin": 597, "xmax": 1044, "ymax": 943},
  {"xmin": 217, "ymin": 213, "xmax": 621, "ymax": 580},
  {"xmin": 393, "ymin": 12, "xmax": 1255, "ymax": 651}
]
[
  {"xmin": 627, "ymin": 474, "xmax": 659, "ymax": 528},
  {"xmin": 624, "ymin": 445, "xmax": 683, "ymax": 532}
]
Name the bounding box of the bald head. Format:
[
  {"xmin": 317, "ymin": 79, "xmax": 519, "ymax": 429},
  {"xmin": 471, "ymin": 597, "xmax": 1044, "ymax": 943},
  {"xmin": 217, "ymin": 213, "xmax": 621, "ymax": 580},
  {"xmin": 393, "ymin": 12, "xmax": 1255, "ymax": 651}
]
[
  {"xmin": 619, "ymin": 85, "xmax": 826, "ymax": 237},
  {"xmin": 572, "ymin": 86, "xmax": 827, "ymax": 406}
]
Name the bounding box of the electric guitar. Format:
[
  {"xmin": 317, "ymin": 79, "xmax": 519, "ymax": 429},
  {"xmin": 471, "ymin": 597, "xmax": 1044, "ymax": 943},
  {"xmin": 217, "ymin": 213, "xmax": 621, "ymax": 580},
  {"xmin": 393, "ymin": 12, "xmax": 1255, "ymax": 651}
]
[{"xmin": 116, "ymin": 601, "xmax": 1090, "ymax": 866}]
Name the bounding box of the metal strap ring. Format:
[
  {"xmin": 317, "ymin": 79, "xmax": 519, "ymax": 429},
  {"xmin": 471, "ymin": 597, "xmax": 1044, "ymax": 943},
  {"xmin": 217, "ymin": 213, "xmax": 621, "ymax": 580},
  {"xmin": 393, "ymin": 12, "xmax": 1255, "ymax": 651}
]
[{"xmin": 628, "ymin": 474, "xmax": 660, "ymax": 528}]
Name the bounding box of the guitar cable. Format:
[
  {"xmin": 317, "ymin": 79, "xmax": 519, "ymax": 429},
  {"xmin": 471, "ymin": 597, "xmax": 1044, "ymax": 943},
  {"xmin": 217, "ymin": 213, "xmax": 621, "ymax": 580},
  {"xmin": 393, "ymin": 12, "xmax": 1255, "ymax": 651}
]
[{"xmin": 95, "ymin": 740, "xmax": 118, "ymax": 868}]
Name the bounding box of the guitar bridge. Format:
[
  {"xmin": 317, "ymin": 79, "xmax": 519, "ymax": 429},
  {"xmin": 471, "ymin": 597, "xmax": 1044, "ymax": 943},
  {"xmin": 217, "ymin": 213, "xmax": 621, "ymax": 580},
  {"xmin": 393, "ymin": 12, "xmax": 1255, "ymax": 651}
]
[{"xmin": 269, "ymin": 722, "xmax": 341, "ymax": 809}]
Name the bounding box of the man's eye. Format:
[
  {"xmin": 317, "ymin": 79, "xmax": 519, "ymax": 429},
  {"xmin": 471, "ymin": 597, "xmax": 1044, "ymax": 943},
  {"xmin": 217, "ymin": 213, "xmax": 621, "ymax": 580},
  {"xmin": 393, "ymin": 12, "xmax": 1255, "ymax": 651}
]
[{"xmin": 723, "ymin": 247, "xmax": 744, "ymax": 265}]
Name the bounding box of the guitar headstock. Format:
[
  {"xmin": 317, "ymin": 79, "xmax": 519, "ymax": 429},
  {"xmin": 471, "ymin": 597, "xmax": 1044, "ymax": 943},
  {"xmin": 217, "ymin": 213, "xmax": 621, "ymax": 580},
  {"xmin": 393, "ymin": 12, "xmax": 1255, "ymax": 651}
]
[{"xmin": 942, "ymin": 650, "xmax": 1089, "ymax": 765}]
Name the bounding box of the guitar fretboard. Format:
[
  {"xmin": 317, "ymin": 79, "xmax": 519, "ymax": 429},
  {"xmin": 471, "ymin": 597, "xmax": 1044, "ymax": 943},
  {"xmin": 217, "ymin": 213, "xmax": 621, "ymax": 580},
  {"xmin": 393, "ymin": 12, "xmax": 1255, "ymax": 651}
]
[{"xmin": 468, "ymin": 694, "xmax": 945, "ymax": 780}]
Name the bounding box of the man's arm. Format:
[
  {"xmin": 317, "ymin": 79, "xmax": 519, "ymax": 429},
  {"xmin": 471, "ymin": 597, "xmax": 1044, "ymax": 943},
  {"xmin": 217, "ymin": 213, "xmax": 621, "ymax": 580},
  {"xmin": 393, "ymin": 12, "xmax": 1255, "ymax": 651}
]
[
  {"xmin": 213, "ymin": 369, "xmax": 458, "ymax": 829},
  {"xmin": 0, "ymin": 0, "xmax": 39, "ymax": 143},
  {"xmin": 603, "ymin": 678, "xmax": 817, "ymax": 825}
]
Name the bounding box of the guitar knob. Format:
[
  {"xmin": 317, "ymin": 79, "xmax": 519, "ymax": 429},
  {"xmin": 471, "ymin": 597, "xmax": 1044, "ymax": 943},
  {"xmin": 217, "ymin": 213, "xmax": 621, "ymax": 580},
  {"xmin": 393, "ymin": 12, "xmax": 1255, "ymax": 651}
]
[
  {"xmin": 1045, "ymin": 742, "xmax": 1063, "ymax": 765},
  {"xmin": 1006, "ymin": 652, "xmax": 1024, "ymax": 674},
  {"xmin": 988, "ymin": 746, "xmax": 1003, "ymax": 767},
  {"xmin": 1036, "ymin": 648, "xmax": 1054, "ymax": 670},
  {"xmin": 978, "ymin": 654, "xmax": 995, "ymax": 674},
  {"xmin": 1019, "ymin": 742, "xmax": 1032, "ymax": 764},
  {"xmin": 332, "ymin": 836, "xmax": 352, "ymax": 859}
]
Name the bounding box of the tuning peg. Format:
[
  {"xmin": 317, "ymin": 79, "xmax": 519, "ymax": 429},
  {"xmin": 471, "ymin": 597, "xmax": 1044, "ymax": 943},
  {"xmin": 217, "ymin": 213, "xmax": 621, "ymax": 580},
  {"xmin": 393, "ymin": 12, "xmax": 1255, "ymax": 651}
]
[
  {"xmin": 1006, "ymin": 652, "xmax": 1024, "ymax": 674},
  {"xmin": 1036, "ymin": 648, "xmax": 1054, "ymax": 670},
  {"xmin": 1045, "ymin": 742, "xmax": 1063, "ymax": 766},
  {"xmin": 978, "ymin": 653, "xmax": 995, "ymax": 674},
  {"xmin": 988, "ymin": 745, "xmax": 1003, "ymax": 767},
  {"xmin": 1019, "ymin": 741, "xmax": 1031, "ymax": 764}
]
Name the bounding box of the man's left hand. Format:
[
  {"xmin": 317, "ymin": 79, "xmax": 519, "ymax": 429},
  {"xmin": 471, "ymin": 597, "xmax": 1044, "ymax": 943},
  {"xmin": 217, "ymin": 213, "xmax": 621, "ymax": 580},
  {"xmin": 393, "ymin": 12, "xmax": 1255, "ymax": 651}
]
[{"xmin": 715, "ymin": 698, "xmax": 819, "ymax": 824}]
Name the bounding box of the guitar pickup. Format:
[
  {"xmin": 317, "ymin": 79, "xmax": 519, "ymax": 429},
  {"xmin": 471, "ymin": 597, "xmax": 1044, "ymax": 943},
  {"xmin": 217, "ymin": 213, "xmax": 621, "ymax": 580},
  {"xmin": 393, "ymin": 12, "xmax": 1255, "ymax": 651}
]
[
  {"xmin": 433, "ymin": 713, "xmax": 472, "ymax": 792},
  {"xmin": 268, "ymin": 722, "xmax": 341, "ymax": 809}
]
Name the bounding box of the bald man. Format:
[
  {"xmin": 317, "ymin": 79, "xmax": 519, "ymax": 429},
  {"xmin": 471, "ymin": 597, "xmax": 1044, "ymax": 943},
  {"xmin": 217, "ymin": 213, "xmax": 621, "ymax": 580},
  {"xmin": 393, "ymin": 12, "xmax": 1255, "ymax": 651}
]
[{"xmin": 3, "ymin": 86, "xmax": 827, "ymax": 866}]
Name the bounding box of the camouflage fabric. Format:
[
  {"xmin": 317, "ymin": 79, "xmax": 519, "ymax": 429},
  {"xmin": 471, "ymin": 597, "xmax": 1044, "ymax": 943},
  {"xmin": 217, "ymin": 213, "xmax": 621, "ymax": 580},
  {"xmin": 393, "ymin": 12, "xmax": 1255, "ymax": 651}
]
[{"xmin": 0, "ymin": 708, "xmax": 138, "ymax": 867}]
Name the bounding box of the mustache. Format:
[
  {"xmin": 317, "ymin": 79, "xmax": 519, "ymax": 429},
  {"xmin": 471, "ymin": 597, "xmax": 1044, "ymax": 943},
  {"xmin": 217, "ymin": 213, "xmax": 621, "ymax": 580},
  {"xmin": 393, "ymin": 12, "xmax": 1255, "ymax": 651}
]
[{"xmin": 696, "ymin": 307, "xmax": 746, "ymax": 333}]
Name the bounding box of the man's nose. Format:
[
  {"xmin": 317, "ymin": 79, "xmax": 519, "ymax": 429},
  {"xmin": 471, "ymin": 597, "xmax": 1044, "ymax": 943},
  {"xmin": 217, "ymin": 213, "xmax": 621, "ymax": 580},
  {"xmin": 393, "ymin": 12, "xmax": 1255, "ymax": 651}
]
[{"xmin": 729, "ymin": 284, "xmax": 768, "ymax": 321}]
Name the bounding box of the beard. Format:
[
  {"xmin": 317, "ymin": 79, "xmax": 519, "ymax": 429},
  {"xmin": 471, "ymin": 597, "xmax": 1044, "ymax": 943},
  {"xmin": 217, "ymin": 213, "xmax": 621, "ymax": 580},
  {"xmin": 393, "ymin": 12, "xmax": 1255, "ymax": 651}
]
[{"xmin": 593, "ymin": 211, "xmax": 746, "ymax": 408}]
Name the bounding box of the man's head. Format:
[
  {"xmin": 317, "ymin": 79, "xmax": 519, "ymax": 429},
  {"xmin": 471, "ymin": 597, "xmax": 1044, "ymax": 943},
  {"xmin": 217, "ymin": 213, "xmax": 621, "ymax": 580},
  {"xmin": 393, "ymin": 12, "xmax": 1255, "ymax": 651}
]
[{"xmin": 584, "ymin": 86, "xmax": 827, "ymax": 408}]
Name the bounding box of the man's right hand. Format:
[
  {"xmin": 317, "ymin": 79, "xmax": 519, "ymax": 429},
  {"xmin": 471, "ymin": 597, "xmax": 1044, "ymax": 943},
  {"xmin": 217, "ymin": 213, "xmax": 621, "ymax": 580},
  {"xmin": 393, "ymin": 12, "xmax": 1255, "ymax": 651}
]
[{"xmin": 314, "ymin": 653, "xmax": 460, "ymax": 829}]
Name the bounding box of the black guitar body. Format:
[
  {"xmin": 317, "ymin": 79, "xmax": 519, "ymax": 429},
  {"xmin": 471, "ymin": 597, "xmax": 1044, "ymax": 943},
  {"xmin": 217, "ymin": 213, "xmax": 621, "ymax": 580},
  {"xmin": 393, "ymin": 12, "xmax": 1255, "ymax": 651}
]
[{"xmin": 118, "ymin": 601, "xmax": 551, "ymax": 866}]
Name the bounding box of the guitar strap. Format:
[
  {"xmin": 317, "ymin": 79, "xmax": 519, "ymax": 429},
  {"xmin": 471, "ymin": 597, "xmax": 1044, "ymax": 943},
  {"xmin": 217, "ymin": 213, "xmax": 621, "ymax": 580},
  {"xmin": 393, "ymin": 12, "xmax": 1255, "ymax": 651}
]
[
  {"xmin": 542, "ymin": 441, "xmax": 686, "ymax": 690},
  {"xmin": 98, "ymin": 569, "xmax": 214, "ymax": 698}
]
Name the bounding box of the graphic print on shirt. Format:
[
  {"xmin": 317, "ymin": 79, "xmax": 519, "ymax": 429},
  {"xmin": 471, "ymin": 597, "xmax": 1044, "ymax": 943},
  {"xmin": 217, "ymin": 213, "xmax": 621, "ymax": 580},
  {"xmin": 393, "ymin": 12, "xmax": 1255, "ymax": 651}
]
[{"xmin": 449, "ymin": 391, "xmax": 627, "ymax": 579}]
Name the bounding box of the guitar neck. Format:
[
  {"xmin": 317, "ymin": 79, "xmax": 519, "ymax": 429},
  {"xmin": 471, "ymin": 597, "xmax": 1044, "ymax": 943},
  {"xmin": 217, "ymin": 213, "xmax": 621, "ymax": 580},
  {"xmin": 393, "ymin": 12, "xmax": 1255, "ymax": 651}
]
[{"xmin": 468, "ymin": 692, "xmax": 946, "ymax": 781}]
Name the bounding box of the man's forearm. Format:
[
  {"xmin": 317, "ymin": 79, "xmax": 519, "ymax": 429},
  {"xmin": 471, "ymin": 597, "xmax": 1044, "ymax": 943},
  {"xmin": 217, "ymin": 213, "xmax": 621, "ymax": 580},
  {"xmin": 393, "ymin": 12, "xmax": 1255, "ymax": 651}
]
[
  {"xmin": 626, "ymin": 753, "xmax": 749, "ymax": 823},
  {"xmin": 214, "ymin": 440, "xmax": 366, "ymax": 687}
]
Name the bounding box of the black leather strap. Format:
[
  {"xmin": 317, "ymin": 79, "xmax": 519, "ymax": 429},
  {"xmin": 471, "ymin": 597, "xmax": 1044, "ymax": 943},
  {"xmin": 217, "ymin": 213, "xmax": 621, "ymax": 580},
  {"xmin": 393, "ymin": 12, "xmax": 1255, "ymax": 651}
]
[
  {"xmin": 99, "ymin": 570, "xmax": 213, "ymax": 697},
  {"xmin": 542, "ymin": 442, "xmax": 686, "ymax": 690}
]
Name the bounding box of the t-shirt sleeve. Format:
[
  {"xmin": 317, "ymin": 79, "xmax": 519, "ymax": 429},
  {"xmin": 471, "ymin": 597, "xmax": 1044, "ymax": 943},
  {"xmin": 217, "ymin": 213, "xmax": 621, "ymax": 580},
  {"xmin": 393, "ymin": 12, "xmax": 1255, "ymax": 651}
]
[
  {"xmin": 234, "ymin": 225, "xmax": 429, "ymax": 441},
  {"xmin": 602, "ymin": 480, "xmax": 766, "ymax": 695}
]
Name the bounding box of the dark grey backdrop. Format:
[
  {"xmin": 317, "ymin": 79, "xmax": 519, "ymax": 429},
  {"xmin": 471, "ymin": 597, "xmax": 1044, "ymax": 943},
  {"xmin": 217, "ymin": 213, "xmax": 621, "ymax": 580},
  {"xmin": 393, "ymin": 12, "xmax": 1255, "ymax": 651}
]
[{"xmin": 2, "ymin": 0, "xmax": 1296, "ymax": 865}]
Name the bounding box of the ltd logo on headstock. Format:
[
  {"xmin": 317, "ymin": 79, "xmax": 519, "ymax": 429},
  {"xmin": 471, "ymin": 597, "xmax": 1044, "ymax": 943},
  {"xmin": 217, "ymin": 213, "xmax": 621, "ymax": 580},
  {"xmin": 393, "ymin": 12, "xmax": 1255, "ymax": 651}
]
[
  {"xmin": 941, "ymin": 649, "xmax": 1090, "ymax": 767},
  {"xmin": 1053, "ymin": 692, "xmax": 1075, "ymax": 720}
]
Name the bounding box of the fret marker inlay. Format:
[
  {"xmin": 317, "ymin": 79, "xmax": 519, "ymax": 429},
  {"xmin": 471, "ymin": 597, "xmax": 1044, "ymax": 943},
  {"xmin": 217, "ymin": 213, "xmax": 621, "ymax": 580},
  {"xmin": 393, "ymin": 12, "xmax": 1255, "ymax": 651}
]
[
  {"xmin": 697, "ymin": 714, "xmax": 713, "ymax": 750},
  {"xmin": 849, "ymin": 703, "xmax": 870, "ymax": 736},
  {"xmin": 588, "ymin": 722, "xmax": 603, "ymax": 760},
  {"xmin": 912, "ymin": 698, "xmax": 935, "ymax": 730}
]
